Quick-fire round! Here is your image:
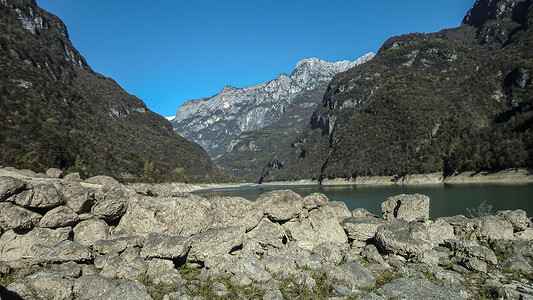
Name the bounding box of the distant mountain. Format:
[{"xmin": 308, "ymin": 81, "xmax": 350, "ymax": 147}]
[
  {"xmin": 0, "ymin": 0, "xmax": 231, "ymax": 183},
  {"xmin": 261, "ymin": 0, "xmax": 533, "ymax": 182},
  {"xmin": 171, "ymin": 53, "xmax": 375, "ymax": 159}
]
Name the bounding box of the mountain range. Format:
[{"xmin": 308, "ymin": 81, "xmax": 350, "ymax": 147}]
[{"xmin": 0, "ymin": 0, "xmax": 231, "ymax": 183}]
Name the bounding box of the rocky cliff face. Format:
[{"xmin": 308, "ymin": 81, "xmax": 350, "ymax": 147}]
[
  {"xmin": 171, "ymin": 53, "xmax": 375, "ymax": 158},
  {"xmin": 0, "ymin": 0, "xmax": 231, "ymax": 182},
  {"xmin": 262, "ymin": 0, "xmax": 533, "ymax": 182}
]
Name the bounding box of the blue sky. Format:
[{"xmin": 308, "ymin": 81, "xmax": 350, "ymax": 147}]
[{"xmin": 37, "ymin": 1, "xmax": 475, "ymax": 117}]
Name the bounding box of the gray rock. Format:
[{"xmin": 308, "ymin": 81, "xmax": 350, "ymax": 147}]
[
  {"xmin": 64, "ymin": 172, "xmax": 81, "ymax": 181},
  {"xmin": 66, "ymin": 189, "xmax": 96, "ymax": 214},
  {"xmin": 241, "ymin": 258, "xmax": 272, "ymax": 283},
  {"xmin": 444, "ymin": 239, "xmax": 498, "ymax": 264},
  {"xmin": 0, "ymin": 227, "xmax": 71, "ymax": 262},
  {"xmin": 317, "ymin": 201, "xmax": 352, "ymax": 222},
  {"xmin": 92, "ymin": 186, "xmax": 131, "ymax": 222},
  {"xmin": 327, "ymin": 261, "xmax": 375, "ymax": 289},
  {"xmin": 212, "ymin": 282, "xmax": 230, "ymax": 297},
  {"xmin": 352, "ymin": 207, "xmax": 377, "ymax": 218},
  {"xmin": 341, "ymin": 216, "xmax": 386, "ymax": 242},
  {"xmin": 361, "ymin": 244, "xmax": 385, "ymax": 264},
  {"xmin": 73, "ymin": 218, "xmax": 110, "ymax": 247},
  {"xmin": 32, "ymin": 240, "xmax": 93, "ymax": 264},
  {"xmin": 263, "ymin": 289, "xmax": 284, "ymax": 300},
  {"xmin": 303, "ymin": 192, "xmax": 328, "ymax": 210},
  {"xmin": 0, "ymin": 176, "xmax": 26, "ymax": 201},
  {"xmin": 92, "ymin": 234, "xmax": 145, "ymax": 254},
  {"xmin": 115, "ymin": 194, "xmax": 210, "ymax": 236},
  {"xmin": 204, "ymin": 196, "xmax": 263, "ymax": 231},
  {"xmin": 332, "ymin": 283, "xmax": 358, "ymax": 297},
  {"xmin": 0, "ymin": 202, "xmax": 42, "ymax": 231},
  {"xmin": 0, "ymin": 261, "xmax": 12, "ymax": 275},
  {"xmin": 375, "ymin": 219, "xmax": 454, "ymax": 257},
  {"xmin": 231, "ymin": 272, "xmax": 252, "ymax": 287},
  {"xmin": 501, "ymin": 254, "xmax": 533, "ymax": 273},
  {"xmin": 11, "ymin": 183, "xmax": 66, "ymax": 208},
  {"xmin": 282, "ymin": 206, "xmax": 348, "ymax": 250},
  {"xmin": 141, "ymin": 233, "xmax": 191, "ymax": 259},
  {"xmin": 461, "ymin": 257, "xmax": 487, "ymax": 273},
  {"xmin": 74, "ymin": 273, "xmax": 119, "ymax": 300},
  {"xmin": 45, "ymin": 168, "xmax": 63, "ymax": 178},
  {"xmin": 381, "ymin": 194, "xmax": 430, "ymax": 221},
  {"xmin": 496, "ymin": 210, "xmax": 528, "ymax": 232},
  {"xmin": 8, "ymin": 273, "xmax": 74, "ymax": 300},
  {"xmin": 377, "ymin": 277, "xmax": 464, "ymax": 300},
  {"xmin": 85, "ymin": 175, "xmax": 120, "ymax": 185},
  {"xmin": 101, "ymin": 281, "xmax": 153, "ymax": 300},
  {"xmin": 243, "ymin": 217, "xmax": 286, "ymax": 256},
  {"xmin": 188, "ymin": 226, "xmax": 245, "ymax": 263},
  {"xmin": 39, "ymin": 206, "xmax": 80, "ymax": 228},
  {"xmin": 147, "ymin": 258, "xmax": 182, "ymax": 286},
  {"xmin": 49, "ymin": 261, "xmax": 82, "ymax": 278},
  {"xmin": 255, "ymin": 190, "xmax": 305, "ymax": 222},
  {"xmin": 474, "ymin": 215, "xmax": 514, "ymax": 241},
  {"xmin": 261, "ymin": 256, "xmax": 298, "ymax": 279},
  {"xmin": 312, "ymin": 242, "xmax": 344, "ymax": 265},
  {"xmin": 515, "ymin": 228, "xmax": 533, "ymax": 241}
]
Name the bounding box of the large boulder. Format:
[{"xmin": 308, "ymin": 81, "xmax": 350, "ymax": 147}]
[
  {"xmin": 92, "ymin": 234, "xmax": 145, "ymax": 254},
  {"xmin": 341, "ymin": 216, "xmax": 386, "ymax": 242},
  {"xmin": 39, "ymin": 206, "xmax": 80, "ymax": 228},
  {"xmin": 326, "ymin": 261, "xmax": 376, "ymax": 289},
  {"xmin": 282, "ymin": 206, "xmax": 348, "ymax": 250},
  {"xmin": 115, "ymin": 194, "xmax": 210, "ymax": 236},
  {"xmin": 0, "ymin": 227, "xmax": 71, "ymax": 262},
  {"xmin": 32, "ymin": 240, "xmax": 94, "ymax": 264},
  {"xmin": 66, "ymin": 189, "xmax": 96, "ymax": 214},
  {"xmin": 496, "ymin": 210, "xmax": 528, "ymax": 232},
  {"xmin": 315, "ymin": 201, "xmax": 352, "ymax": 222},
  {"xmin": 73, "ymin": 219, "xmax": 110, "ymax": 247},
  {"xmin": 140, "ymin": 233, "xmax": 191, "ymax": 259},
  {"xmin": 0, "ymin": 176, "xmax": 26, "ymax": 201},
  {"xmin": 10, "ymin": 183, "xmax": 66, "ymax": 208},
  {"xmin": 45, "ymin": 168, "xmax": 63, "ymax": 178},
  {"xmin": 303, "ymin": 193, "xmax": 329, "ymax": 210},
  {"xmin": 444, "ymin": 239, "xmax": 498, "ymax": 264},
  {"xmin": 101, "ymin": 281, "xmax": 152, "ymax": 300},
  {"xmin": 242, "ymin": 217, "xmax": 286, "ymax": 256},
  {"xmin": 85, "ymin": 175, "xmax": 120, "ymax": 185},
  {"xmin": 255, "ymin": 190, "xmax": 305, "ymax": 222},
  {"xmin": 0, "ymin": 202, "xmax": 42, "ymax": 231},
  {"xmin": 204, "ymin": 196, "xmax": 263, "ymax": 231},
  {"xmin": 375, "ymin": 219, "xmax": 454, "ymax": 257},
  {"xmin": 375, "ymin": 277, "xmax": 465, "ymax": 300},
  {"xmin": 381, "ymin": 194, "xmax": 430, "ymax": 221},
  {"xmin": 92, "ymin": 186, "xmax": 133, "ymax": 222},
  {"xmin": 187, "ymin": 226, "xmax": 245, "ymax": 263},
  {"xmin": 74, "ymin": 273, "xmax": 119, "ymax": 300},
  {"xmin": 8, "ymin": 273, "xmax": 74, "ymax": 300},
  {"xmin": 473, "ymin": 215, "xmax": 514, "ymax": 241}
]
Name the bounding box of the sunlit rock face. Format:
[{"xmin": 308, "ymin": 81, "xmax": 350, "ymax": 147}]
[{"xmin": 171, "ymin": 53, "xmax": 375, "ymax": 158}]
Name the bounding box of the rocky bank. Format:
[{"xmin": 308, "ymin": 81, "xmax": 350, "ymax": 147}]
[{"xmin": 0, "ymin": 166, "xmax": 532, "ymax": 299}]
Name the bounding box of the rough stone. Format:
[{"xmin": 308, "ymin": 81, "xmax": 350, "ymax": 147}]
[
  {"xmin": 115, "ymin": 194, "xmax": 210, "ymax": 236},
  {"xmin": 92, "ymin": 234, "xmax": 145, "ymax": 254},
  {"xmin": 188, "ymin": 226, "xmax": 245, "ymax": 263},
  {"xmin": 73, "ymin": 218, "xmax": 110, "ymax": 247},
  {"xmin": 326, "ymin": 261, "xmax": 376, "ymax": 289},
  {"xmin": 496, "ymin": 209, "xmax": 528, "ymax": 232},
  {"xmin": 501, "ymin": 254, "xmax": 533, "ymax": 273},
  {"xmin": 352, "ymin": 207, "xmax": 377, "ymax": 218},
  {"xmin": 341, "ymin": 216, "xmax": 386, "ymax": 242},
  {"xmin": 263, "ymin": 289, "xmax": 284, "ymax": 300},
  {"xmin": 39, "ymin": 205, "xmax": 80, "ymax": 228},
  {"xmin": 32, "ymin": 240, "xmax": 93, "ymax": 264},
  {"xmin": 317, "ymin": 201, "xmax": 352, "ymax": 222},
  {"xmin": 361, "ymin": 244, "xmax": 385, "ymax": 264},
  {"xmin": 204, "ymin": 196, "xmax": 262, "ymax": 231},
  {"xmin": 141, "ymin": 233, "xmax": 191, "ymax": 259},
  {"xmin": 11, "ymin": 183, "xmax": 65, "ymax": 208},
  {"xmin": 212, "ymin": 282, "xmax": 230, "ymax": 297},
  {"xmin": 261, "ymin": 256, "xmax": 298, "ymax": 279},
  {"xmin": 92, "ymin": 185, "xmax": 131, "ymax": 222},
  {"xmin": 0, "ymin": 202, "xmax": 42, "ymax": 231},
  {"xmin": 303, "ymin": 192, "xmax": 328, "ymax": 210},
  {"xmin": 0, "ymin": 176, "xmax": 26, "ymax": 201},
  {"xmin": 147, "ymin": 258, "xmax": 183, "ymax": 286},
  {"xmin": 255, "ymin": 190, "xmax": 305, "ymax": 222},
  {"xmin": 515, "ymin": 228, "xmax": 533, "ymax": 241},
  {"xmin": 243, "ymin": 217, "xmax": 286, "ymax": 256},
  {"xmin": 45, "ymin": 168, "xmax": 63, "ymax": 178},
  {"xmin": 101, "ymin": 281, "xmax": 153, "ymax": 300},
  {"xmin": 0, "ymin": 227, "xmax": 71, "ymax": 262},
  {"xmin": 381, "ymin": 193, "xmax": 430, "ymax": 221},
  {"xmin": 85, "ymin": 175, "xmax": 120, "ymax": 185},
  {"xmin": 282, "ymin": 206, "xmax": 348, "ymax": 250},
  {"xmin": 66, "ymin": 189, "xmax": 96, "ymax": 214},
  {"xmin": 64, "ymin": 172, "xmax": 81, "ymax": 181},
  {"xmin": 376, "ymin": 277, "xmax": 464, "ymax": 300},
  {"xmin": 461, "ymin": 257, "xmax": 487, "ymax": 273},
  {"xmin": 74, "ymin": 273, "xmax": 119, "ymax": 300},
  {"xmin": 8, "ymin": 273, "xmax": 74, "ymax": 300},
  {"xmin": 444, "ymin": 239, "xmax": 498, "ymax": 265},
  {"xmin": 231, "ymin": 272, "xmax": 252, "ymax": 287},
  {"xmin": 474, "ymin": 215, "xmax": 514, "ymax": 241}
]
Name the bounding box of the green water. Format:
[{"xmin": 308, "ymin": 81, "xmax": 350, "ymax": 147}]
[{"xmin": 195, "ymin": 183, "xmax": 533, "ymax": 219}]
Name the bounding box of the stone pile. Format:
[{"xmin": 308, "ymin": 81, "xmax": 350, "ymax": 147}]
[{"xmin": 0, "ymin": 166, "xmax": 532, "ymax": 299}]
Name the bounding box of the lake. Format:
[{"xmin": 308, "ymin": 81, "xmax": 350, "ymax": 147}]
[{"xmin": 195, "ymin": 183, "xmax": 533, "ymax": 219}]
